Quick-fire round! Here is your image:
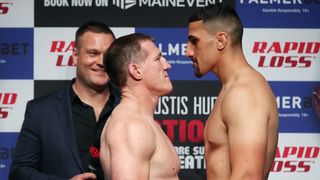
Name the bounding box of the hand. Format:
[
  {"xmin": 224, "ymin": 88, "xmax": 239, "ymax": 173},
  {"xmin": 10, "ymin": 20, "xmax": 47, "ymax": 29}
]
[{"xmin": 70, "ymin": 172, "xmax": 97, "ymax": 180}]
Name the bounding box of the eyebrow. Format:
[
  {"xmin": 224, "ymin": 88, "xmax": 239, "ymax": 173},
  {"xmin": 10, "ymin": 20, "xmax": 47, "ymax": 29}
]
[
  {"xmin": 154, "ymin": 52, "xmax": 162, "ymax": 61},
  {"xmin": 86, "ymin": 48, "xmax": 100, "ymax": 53}
]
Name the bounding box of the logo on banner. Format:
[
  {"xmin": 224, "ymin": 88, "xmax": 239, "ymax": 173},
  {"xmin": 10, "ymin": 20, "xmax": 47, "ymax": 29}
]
[
  {"xmin": 239, "ymin": 0, "xmax": 319, "ymax": 13},
  {"xmin": 0, "ymin": 42, "xmax": 30, "ymax": 65},
  {"xmin": 157, "ymin": 42, "xmax": 189, "ymax": 65},
  {"xmin": 239, "ymin": 0, "xmax": 320, "ymax": 5},
  {"xmin": 0, "ymin": 43, "xmax": 30, "ymax": 55},
  {"xmin": 50, "ymin": 41, "xmax": 75, "ymax": 66},
  {"xmin": 44, "ymin": 0, "xmax": 224, "ymax": 9},
  {"xmin": 276, "ymin": 95, "xmax": 314, "ymax": 119},
  {"xmin": 0, "ymin": 28, "xmax": 33, "ymax": 79},
  {"xmin": 271, "ymin": 146, "xmax": 319, "ymax": 172},
  {"xmin": 276, "ymin": 95, "xmax": 313, "ymax": 109},
  {"xmin": 252, "ymin": 42, "xmax": 319, "ymax": 68},
  {"xmin": 0, "ymin": 0, "xmax": 14, "ymax": 14},
  {"xmin": 113, "ymin": 0, "xmax": 136, "ymax": 9},
  {"xmin": 158, "ymin": 42, "xmax": 187, "ymax": 56},
  {"xmin": 158, "ymin": 119, "xmax": 205, "ymax": 143},
  {"xmin": 0, "ymin": 93, "xmax": 17, "ymax": 119}
]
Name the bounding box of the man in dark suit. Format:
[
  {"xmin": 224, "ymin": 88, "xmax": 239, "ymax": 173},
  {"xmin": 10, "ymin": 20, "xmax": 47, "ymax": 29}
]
[{"xmin": 9, "ymin": 21, "xmax": 120, "ymax": 180}]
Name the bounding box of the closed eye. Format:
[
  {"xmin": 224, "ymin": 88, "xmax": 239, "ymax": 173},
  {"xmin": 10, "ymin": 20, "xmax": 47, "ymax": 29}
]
[{"xmin": 87, "ymin": 49, "xmax": 100, "ymax": 57}]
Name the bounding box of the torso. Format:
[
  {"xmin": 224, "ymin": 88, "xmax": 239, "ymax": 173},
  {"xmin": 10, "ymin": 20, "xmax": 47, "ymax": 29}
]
[
  {"xmin": 204, "ymin": 92, "xmax": 230, "ymax": 179},
  {"xmin": 100, "ymin": 105, "xmax": 180, "ymax": 180},
  {"xmin": 149, "ymin": 121, "xmax": 180, "ymax": 180},
  {"xmin": 204, "ymin": 68, "xmax": 278, "ymax": 180}
]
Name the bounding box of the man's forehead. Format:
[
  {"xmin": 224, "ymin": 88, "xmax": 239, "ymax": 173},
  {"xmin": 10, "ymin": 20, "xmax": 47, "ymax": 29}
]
[
  {"xmin": 188, "ymin": 20, "xmax": 204, "ymax": 29},
  {"xmin": 141, "ymin": 40, "xmax": 160, "ymax": 57},
  {"xmin": 188, "ymin": 20, "xmax": 210, "ymax": 35},
  {"xmin": 141, "ymin": 40, "xmax": 157, "ymax": 50}
]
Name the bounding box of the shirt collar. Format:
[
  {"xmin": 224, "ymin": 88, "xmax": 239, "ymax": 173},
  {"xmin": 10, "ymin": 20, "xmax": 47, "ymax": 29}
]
[{"xmin": 70, "ymin": 78, "xmax": 120, "ymax": 108}]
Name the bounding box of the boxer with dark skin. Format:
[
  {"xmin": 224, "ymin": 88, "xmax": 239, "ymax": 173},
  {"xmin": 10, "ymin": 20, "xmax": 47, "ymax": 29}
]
[{"xmin": 186, "ymin": 4, "xmax": 279, "ymax": 180}]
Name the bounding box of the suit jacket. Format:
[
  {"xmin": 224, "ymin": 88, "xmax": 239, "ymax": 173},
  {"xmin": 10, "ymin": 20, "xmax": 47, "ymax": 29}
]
[{"xmin": 10, "ymin": 85, "xmax": 92, "ymax": 180}]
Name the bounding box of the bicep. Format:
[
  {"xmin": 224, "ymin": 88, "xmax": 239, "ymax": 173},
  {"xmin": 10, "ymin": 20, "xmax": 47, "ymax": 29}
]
[
  {"xmin": 107, "ymin": 120, "xmax": 156, "ymax": 180},
  {"xmin": 223, "ymin": 89, "xmax": 268, "ymax": 178}
]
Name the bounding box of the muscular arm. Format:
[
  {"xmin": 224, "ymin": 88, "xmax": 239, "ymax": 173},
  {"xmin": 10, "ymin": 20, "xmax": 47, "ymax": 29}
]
[
  {"xmin": 223, "ymin": 86, "xmax": 269, "ymax": 180},
  {"xmin": 106, "ymin": 116, "xmax": 157, "ymax": 180}
]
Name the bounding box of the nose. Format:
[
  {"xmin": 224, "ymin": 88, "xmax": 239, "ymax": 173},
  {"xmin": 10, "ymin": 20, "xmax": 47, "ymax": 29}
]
[
  {"xmin": 97, "ymin": 54, "xmax": 104, "ymax": 67},
  {"xmin": 163, "ymin": 57, "xmax": 171, "ymax": 70},
  {"xmin": 185, "ymin": 43, "xmax": 194, "ymax": 58}
]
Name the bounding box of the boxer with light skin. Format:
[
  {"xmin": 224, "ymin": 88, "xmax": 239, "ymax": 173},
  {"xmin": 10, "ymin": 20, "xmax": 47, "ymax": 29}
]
[{"xmin": 100, "ymin": 33, "xmax": 180, "ymax": 180}]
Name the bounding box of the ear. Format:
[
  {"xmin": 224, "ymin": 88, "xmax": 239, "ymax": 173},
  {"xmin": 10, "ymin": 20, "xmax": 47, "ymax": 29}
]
[
  {"xmin": 72, "ymin": 48, "xmax": 78, "ymax": 65},
  {"xmin": 216, "ymin": 32, "xmax": 228, "ymax": 50},
  {"xmin": 129, "ymin": 63, "xmax": 143, "ymax": 80}
]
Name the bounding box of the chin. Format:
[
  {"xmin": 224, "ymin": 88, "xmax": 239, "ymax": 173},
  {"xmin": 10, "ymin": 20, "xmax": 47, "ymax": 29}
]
[
  {"xmin": 168, "ymin": 85, "xmax": 173, "ymax": 93},
  {"xmin": 195, "ymin": 72, "xmax": 204, "ymax": 78},
  {"xmin": 92, "ymin": 81, "xmax": 108, "ymax": 90},
  {"xmin": 161, "ymin": 85, "xmax": 173, "ymax": 96},
  {"xmin": 94, "ymin": 76, "xmax": 109, "ymax": 84}
]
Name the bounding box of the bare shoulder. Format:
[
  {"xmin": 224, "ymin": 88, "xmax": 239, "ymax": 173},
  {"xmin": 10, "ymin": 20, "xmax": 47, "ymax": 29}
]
[
  {"xmin": 105, "ymin": 104, "xmax": 157, "ymax": 153},
  {"xmin": 218, "ymin": 69, "xmax": 278, "ymax": 180},
  {"xmin": 226, "ymin": 70, "xmax": 273, "ymax": 102},
  {"xmin": 221, "ymin": 70, "xmax": 276, "ymax": 123}
]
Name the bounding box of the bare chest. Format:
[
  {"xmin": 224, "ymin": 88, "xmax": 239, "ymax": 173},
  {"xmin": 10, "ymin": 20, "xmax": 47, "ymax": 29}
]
[
  {"xmin": 204, "ymin": 98, "xmax": 228, "ymax": 147},
  {"xmin": 151, "ymin": 123, "xmax": 181, "ymax": 176}
]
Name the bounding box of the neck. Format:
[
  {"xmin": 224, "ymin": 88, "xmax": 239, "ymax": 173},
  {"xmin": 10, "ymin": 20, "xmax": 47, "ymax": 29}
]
[
  {"xmin": 215, "ymin": 48, "xmax": 247, "ymax": 86},
  {"xmin": 73, "ymin": 81, "xmax": 110, "ymax": 108},
  {"xmin": 121, "ymin": 86, "xmax": 159, "ymax": 116}
]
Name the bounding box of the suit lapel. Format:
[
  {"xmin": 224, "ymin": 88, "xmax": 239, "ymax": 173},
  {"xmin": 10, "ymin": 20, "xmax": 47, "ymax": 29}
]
[{"xmin": 55, "ymin": 88, "xmax": 84, "ymax": 172}]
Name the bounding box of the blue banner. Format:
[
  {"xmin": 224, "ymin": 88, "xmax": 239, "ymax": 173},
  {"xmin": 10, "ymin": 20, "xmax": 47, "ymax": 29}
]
[
  {"xmin": 236, "ymin": 1, "xmax": 320, "ymax": 28},
  {"xmin": 0, "ymin": 133, "xmax": 19, "ymax": 179},
  {"xmin": 271, "ymin": 81, "xmax": 320, "ymax": 132},
  {"xmin": 0, "ymin": 28, "xmax": 33, "ymax": 79}
]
